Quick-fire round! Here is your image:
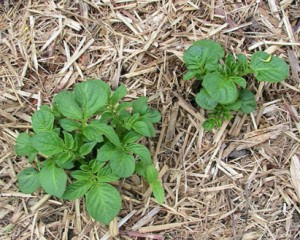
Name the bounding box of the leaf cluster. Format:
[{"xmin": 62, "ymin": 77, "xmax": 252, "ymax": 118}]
[
  {"xmin": 15, "ymin": 80, "xmax": 164, "ymax": 225},
  {"xmin": 183, "ymin": 40, "xmax": 289, "ymax": 130}
]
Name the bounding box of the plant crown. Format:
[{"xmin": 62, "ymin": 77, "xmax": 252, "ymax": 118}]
[
  {"xmin": 15, "ymin": 80, "xmax": 164, "ymax": 225},
  {"xmin": 183, "ymin": 40, "xmax": 289, "ymax": 130}
]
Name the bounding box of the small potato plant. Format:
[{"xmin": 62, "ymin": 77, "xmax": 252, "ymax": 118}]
[
  {"xmin": 15, "ymin": 80, "xmax": 164, "ymax": 224},
  {"xmin": 183, "ymin": 40, "xmax": 289, "ymax": 130}
]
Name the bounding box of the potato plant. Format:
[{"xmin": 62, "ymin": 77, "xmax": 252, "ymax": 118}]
[
  {"xmin": 183, "ymin": 40, "xmax": 289, "ymax": 130},
  {"xmin": 15, "ymin": 80, "xmax": 164, "ymax": 224}
]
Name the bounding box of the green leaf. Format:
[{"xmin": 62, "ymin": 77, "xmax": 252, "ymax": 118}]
[
  {"xmin": 79, "ymin": 142, "xmax": 96, "ymax": 156},
  {"xmin": 97, "ymin": 166, "xmax": 119, "ymax": 182},
  {"xmin": 203, "ymin": 72, "xmax": 238, "ymax": 104},
  {"xmin": 250, "ymin": 51, "xmax": 289, "ymax": 83},
  {"xmin": 239, "ymin": 89, "xmax": 256, "ymax": 113},
  {"xmin": 96, "ymin": 143, "xmax": 115, "ymax": 162},
  {"xmin": 110, "ymin": 150, "xmax": 135, "ymax": 178},
  {"xmin": 110, "ymin": 84, "xmax": 127, "ymax": 105},
  {"xmin": 116, "ymin": 101, "xmax": 132, "ymax": 111},
  {"xmin": 86, "ymin": 183, "xmax": 122, "ymax": 225},
  {"xmin": 72, "ymin": 133, "xmax": 82, "ymax": 151},
  {"xmin": 89, "ymin": 160, "xmax": 105, "ymax": 173},
  {"xmin": 151, "ymin": 180, "xmax": 164, "ymax": 204},
  {"xmin": 230, "ymin": 77, "xmax": 246, "ymax": 89},
  {"xmin": 31, "ymin": 132, "xmax": 64, "ymax": 156},
  {"xmin": 145, "ymin": 164, "xmax": 159, "ymax": 183},
  {"xmin": 18, "ymin": 167, "xmax": 40, "ymax": 194},
  {"xmin": 71, "ymin": 170, "xmax": 94, "ymax": 181},
  {"xmin": 183, "ymin": 45, "xmax": 208, "ymax": 69},
  {"xmin": 89, "ymin": 121, "xmax": 121, "ymax": 147},
  {"xmin": 195, "ymin": 89, "xmax": 218, "ymax": 110},
  {"xmin": 135, "ymin": 161, "xmax": 146, "ymax": 177},
  {"xmin": 144, "ymin": 120, "xmax": 157, "ymax": 137},
  {"xmin": 123, "ymin": 131, "xmax": 142, "ymax": 144},
  {"xmin": 74, "ymin": 80, "xmax": 109, "ymax": 119},
  {"xmin": 62, "ymin": 180, "xmax": 93, "ymax": 200},
  {"xmin": 53, "ymin": 91, "xmax": 83, "ymax": 120},
  {"xmin": 236, "ymin": 54, "xmax": 248, "ymax": 73},
  {"xmin": 193, "ymin": 39, "xmax": 225, "ymax": 63},
  {"xmin": 226, "ymin": 100, "xmax": 241, "ymax": 111},
  {"xmin": 202, "ymin": 119, "xmax": 215, "ymax": 131},
  {"xmin": 183, "ymin": 70, "xmax": 197, "ymax": 80},
  {"xmin": 39, "ymin": 162, "xmax": 67, "ymax": 197},
  {"xmin": 55, "ymin": 151, "xmax": 75, "ymax": 169},
  {"xmin": 225, "ymin": 53, "xmax": 235, "ymax": 74},
  {"xmin": 98, "ymin": 174, "xmax": 119, "ymax": 182},
  {"xmin": 63, "ymin": 131, "xmax": 74, "ymax": 149},
  {"xmin": 132, "ymin": 97, "xmax": 148, "ymax": 115},
  {"xmin": 147, "ymin": 109, "xmax": 161, "ymax": 123},
  {"xmin": 31, "ymin": 108, "xmax": 54, "ymax": 133},
  {"xmin": 127, "ymin": 143, "xmax": 152, "ymax": 165},
  {"xmin": 59, "ymin": 119, "xmax": 81, "ymax": 132},
  {"xmin": 132, "ymin": 121, "xmax": 151, "ymax": 137},
  {"xmin": 82, "ymin": 126, "xmax": 104, "ymax": 143},
  {"xmin": 15, "ymin": 133, "xmax": 38, "ymax": 159}
]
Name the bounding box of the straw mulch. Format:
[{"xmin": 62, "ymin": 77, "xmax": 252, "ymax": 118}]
[{"xmin": 1, "ymin": 0, "xmax": 300, "ymax": 239}]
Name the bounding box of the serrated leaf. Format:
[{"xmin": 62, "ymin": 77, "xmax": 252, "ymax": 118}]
[
  {"xmin": 59, "ymin": 119, "xmax": 81, "ymax": 132},
  {"xmin": 151, "ymin": 180, "xmax": 164, "ymax": 204},
  {"xmin": 132, "ymin": 97, "xmax": 148, "ymax": 115},
  {"xmin": 74, "ymin": 80, "xmax": 109, "ymax": 119},
  {"xmin": 96, "ymin": 143, "xmax": 116, "ymax": 162},
  {"xmin": 127, "ymin": 143, "xmax": 152, "ymax": 165},
  {"xmin": 132, "ymin": 121, "xmax": 151, "ymax": 137},
  {"xmin": 31, "ymin": 108, "xmax": 54, "ymax": 133},
  {"xmin": 230, "ymin": 77, "xmax": 246, "ymax": 89},
  {"xmin": 39, "ymin": 162, "xmax": 67, "ymax": 197},
  {"xmin": 62, "ymin": 180, "xmax": 93, "ymax": 200},
  {"xmin": 89, "ymin": 121, "xmax": 121, "ymax": 147},
  {"xmin": 110, "ymin": 84, "xmax": 127, "ymax": 105},
  {"xmin": 110, "ymin": 150, "xmax": 135, "ymax": 178},
  {"xmin": 145, "ymin": 164, "xmax": 159, "ymax": 183},
  {"xmin": 195, "ymin": 89, "xmax": 218, "ymax": 110},
  {"xmin": 250, "ymin": 51, "xmax": 289, "ymax": 83},
  {"xmin": 86, "ymin": 183, "xmax": 121, "ymax": 225},
  {"xmin": 239, "ymin": 89, "xmax": 256, "ymax": 113},
  {"xmin": 31, "ymin": 131, "xmax": 64, "ymax": 156},
  {"xmin": 63, "ymin": 131, "xmax": 74, "ymax": 149},
  {"xmin": 15, "ymin": 133, "xmax": 38, "ymax": 159},
  {"xmin": 53, "ymin": 91, "xmax": 83, "ymax": 120},
  {"xmin": 18, "ymin": 167, "xmax": 40, "ymax": 194},
  {"xmin": 203, "ymin": 72, "xmax": 238, "ymax": 104},
  {"xmin": 79, "ymin": 142, "xmax": 96, "ymax": 156}
]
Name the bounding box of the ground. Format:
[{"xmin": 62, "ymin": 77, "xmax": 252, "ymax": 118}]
[{"xmin": 0, "ymin": 0, "xmax": 300, "ymax": 239}]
